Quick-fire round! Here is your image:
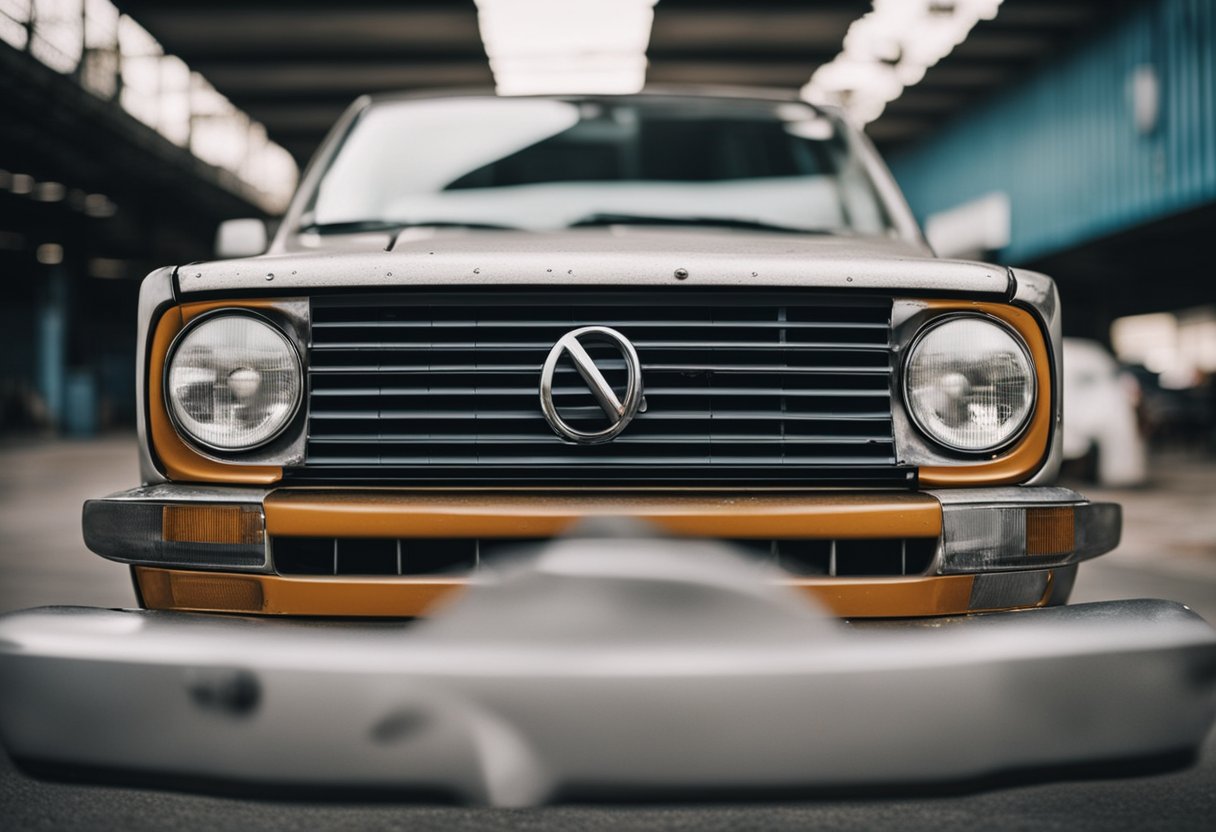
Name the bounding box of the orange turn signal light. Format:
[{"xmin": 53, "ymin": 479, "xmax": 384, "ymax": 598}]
[
  {"xmin": 138, "ymin": 569, "xmax": 265, "ymax": 613},
  {"xmin": 162, "ymin": 505, "xmax": 264, "ymax": 545},
  {"xmin": 1025, "ymin": 507, "xmax": 1076, "ymax": 557}
]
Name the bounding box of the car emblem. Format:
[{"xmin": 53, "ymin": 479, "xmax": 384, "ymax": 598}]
[{"xmin": 539, "ymin": 326, "xmax": 646, "ymax": 445}]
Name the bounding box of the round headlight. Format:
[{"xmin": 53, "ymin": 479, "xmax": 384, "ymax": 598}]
[
  {"xmin": 903, "ymin": 316, "xmax": 1036, "ymax": 453},
  {"xmin": 166, "ymin": 312, "xmax": 302, "ymax": 452}
]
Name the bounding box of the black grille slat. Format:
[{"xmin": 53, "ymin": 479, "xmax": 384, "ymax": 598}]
[
  {"xmin": 311, "ymin": 387, "xmax": 893, "ymax": 399},
  {"xmin": 301, "ymin": 291, "xmax": 904, "ymax": 485},
  {"xmin": 311, "ymin": 341, "xmax": 890, "ymax": 352},
  {"xmin": 310, "ymin": 410, "xmax": 888, "ymax": 423},
  {"xmin": 311, "ymin": 319, "xmax": 890, "ymax": 330},
  {"xmin": 309, "ymin": 365, "xmax": 892, "ymax": 376},
  {"xmin": 306, "ymin": 454, "xmax": 896, "ymax": 465},
  {"xmin": 308, "ymin": 435, "xmax": 893, "ymax": 445},
  {"xmin": 286, "ymin": 465, "xmax": 911, "ymax": 486}
]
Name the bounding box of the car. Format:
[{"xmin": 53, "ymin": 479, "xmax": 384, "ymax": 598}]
[
  {"xmin": 81, "ymin": 88, "xmax": 1121, "ymax": 619},
  {"xmin": 1061, "ymin": 338, "xmax": 1148, "ymax": 486}
]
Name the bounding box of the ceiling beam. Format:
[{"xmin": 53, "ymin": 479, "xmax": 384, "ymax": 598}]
[
  {"xmin": 650, "ymin": 8, "xmax": 862, "ymax": 51},
  {"xmin": 114, "ymin": 6, "xmax": 483, "ymax": 56},
  {"xmin": 646, "ymin": 62, "xmax": 819, "ymax": 87},
  {"xmin": 201, "ymin": 62, "xmax": 494, "ymax": 95},
  {"xmin": 241, "ymin": 105, "xmax": 352, "ymax": 133}
]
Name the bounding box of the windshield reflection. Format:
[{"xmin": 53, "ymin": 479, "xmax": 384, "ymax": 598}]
[{"xmin": 303, "ymin": 96, "xmax": 895, "ymax": 235}]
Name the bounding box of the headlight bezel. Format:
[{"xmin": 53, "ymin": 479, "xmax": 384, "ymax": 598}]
[
  {"xmin": 163, "ymin": 308, "xmax": 304, "ymax": 455},
  {"xmin": 901, "ymin": 312, "xmax": 1038, "ymax": 456}
]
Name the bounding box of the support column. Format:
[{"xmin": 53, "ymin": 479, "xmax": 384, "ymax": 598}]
[{"xmin": 37, "ymin": 264, "xmax": 68, "ymax": 430}]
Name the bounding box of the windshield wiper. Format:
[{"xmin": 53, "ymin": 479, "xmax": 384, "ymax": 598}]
[
  {"xmin": 299, "ymin": 219, "xmax": 521, "ymax": 235},
  {"xmin": 570, "ymin": 213, "xmax": 828, "ymax": 235}
]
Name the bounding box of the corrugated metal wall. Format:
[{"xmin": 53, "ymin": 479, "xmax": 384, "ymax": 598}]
[{"xmin": 889, "ymin": 0, "xmax": 1216, "ymax": 264}]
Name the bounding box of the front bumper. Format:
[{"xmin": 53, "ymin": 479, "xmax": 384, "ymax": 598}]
[
  {"xmin": 83, "ymin": 486, "xmax": 1120, "ymax": 618},
  {"xmin": 1, "ymin": 536, "xmax": 1213, "ymax": 805}
]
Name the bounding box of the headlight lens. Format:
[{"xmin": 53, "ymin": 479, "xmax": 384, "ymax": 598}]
[
  {"xmin": 904, "ymin": 316, "xmax": 1036, "ymax": 453},
  {"xmin": 166, "ymin": 313, "xmax": 301, "ymax": 452}
]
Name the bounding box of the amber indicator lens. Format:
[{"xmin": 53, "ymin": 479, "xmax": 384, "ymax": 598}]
[
  {"xmin": 139, "ymin": 570, "xmax": 265, "ymax": 613},
  {"xmin": 162, "ymin": 505, "xmax": 264, "ymax": 545},
  {"xmin": 1025, "ymin": 507, "xmax": 1076, "ymax": 556}
]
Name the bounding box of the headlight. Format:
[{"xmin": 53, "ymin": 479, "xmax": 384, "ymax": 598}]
[
  {"xmin": 165, "ymin": 312, "xmax": 302, "ymax": 452},
  {"xmin": 903, "ymin": 315, "xmax": 1036, "ymax": 453}
]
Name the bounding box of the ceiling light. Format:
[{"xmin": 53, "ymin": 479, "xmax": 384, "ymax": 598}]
[
  {"xmin": 33, "ymin": 181, "xmax": 67, "ymax": 202},
  {"xmin": 84, "ymin": 193, "xmax": 117, "ymax": 218},
  {"xmin": 10, "ymin": 173, "xmax": 35, "ymax": 195},
  {"xmin": 36, "ymin": 243, "xmax": 64, "ymax": 265},
  {"xmin": 88, "ymin": 257, "xmax": 127, "ymax": 279},
  {"xmin": 802, "ymin": 0, "xmax": 1003, "ymax": 125},
  {"xmin": 475, "ymin": 0, "xmax": 658, "ymax": 95}
]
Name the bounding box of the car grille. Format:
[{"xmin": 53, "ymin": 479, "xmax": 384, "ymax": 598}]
[
  {"xmin": 272, "ymin": 536, "xmax": 938, "ymax": 578},
  {"xmin": 298, "ymin": 291, "xmax": 908, "ymax": 486}
]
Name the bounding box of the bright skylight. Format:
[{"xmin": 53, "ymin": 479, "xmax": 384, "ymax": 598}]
[{"xmin": 476, "ymin": 0, "xmax": 658, "ymax": 95}]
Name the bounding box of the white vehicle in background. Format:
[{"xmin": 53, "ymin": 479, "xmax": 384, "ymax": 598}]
[{"xmin": 1062, "ymin": 338, "xmax": 1148, "ymax": 486}]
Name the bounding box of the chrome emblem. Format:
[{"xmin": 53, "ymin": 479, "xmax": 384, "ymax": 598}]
[{"xmin": 539, "ymin": 326, "xmax": 645, "ymax": 444}]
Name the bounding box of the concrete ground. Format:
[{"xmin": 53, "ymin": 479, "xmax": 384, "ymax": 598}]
[
  {"xmin": 1, "ymin": 435, "xmax": 1215, "ymax": 830},
  {"xmin": 0, "ymin": 435, "xmax": 139, "ymax": 613}
]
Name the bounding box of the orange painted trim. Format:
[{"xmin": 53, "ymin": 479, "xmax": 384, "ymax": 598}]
[
  {"xmin": 147, "ymin": 300, "xmax": 283, "ymax": 484},
  {"xmin": 791, "ymin": 575, "xmax": 975, "ymax": 617},
  {"xmin": 915, "ymin": 301, "xmax": 1053, "ymax": 486},
  {"xmin": 263, "ymin": 491, "xmax": 943, "ymax": 539},
  {"xmin": 135, "ymin": 567, "xmax": 458, "ymax": 617},
  {"xmin": 134, "ymin": 567, "xmax": 1009, "ymax": 619}
]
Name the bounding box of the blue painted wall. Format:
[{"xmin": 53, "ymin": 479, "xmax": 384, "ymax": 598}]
[{"xmin": 889, "ymin": 0, "xmax": 1216, "ymax": 264}]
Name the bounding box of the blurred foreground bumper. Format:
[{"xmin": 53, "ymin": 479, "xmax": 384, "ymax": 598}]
[{"xmin": 1, "ymin": 537, "xmax": 1213, "ymax": 806}]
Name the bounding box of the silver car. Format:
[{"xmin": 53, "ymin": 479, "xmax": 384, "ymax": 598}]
[{"xmin": 8, "ymin": 88, "xmax": 1216, "ymax": 806}]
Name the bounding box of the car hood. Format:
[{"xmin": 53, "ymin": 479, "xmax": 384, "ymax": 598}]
[{"xmin": 179, "ymin": 227, "xmax": 1012, "ymax": 298}]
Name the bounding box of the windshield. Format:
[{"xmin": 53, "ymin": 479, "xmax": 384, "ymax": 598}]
[{"xmin": 300, "ymin": 96, "xmax": 898, "ymax": 237}]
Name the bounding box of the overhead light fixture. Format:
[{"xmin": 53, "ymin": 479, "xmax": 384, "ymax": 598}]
[
  {"xmin": 802, "ymin": 0, "xmax": 1003, "ymax": 125},
  {"xmin": 33, "ymin": 181, "xmax": 67, "ymax": 203},
  {"xmin": 83, "ymin": 193, "xmax": 118, "ymax": 218},
  {"xmin": 88, "ymin": 257, "xmax": 128, "ymax": 279},
  {"xmin": 475, "ymin": 0, "xmax": 658, "ymax": 95},
  {"xmin": 36, "ymin": 243, "xmax": 65, "ymax": 265},
  {"xmin": 10, "ymin": 173, "xmax": 35, "ymax": 195}
]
